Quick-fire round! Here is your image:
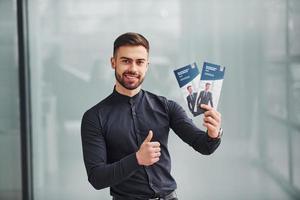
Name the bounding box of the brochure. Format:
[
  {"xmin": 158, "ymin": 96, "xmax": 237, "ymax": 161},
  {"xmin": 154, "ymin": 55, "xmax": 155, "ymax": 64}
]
[{"xmin": 174, "ymin": 61, "xmax": 225, "ymax": 117}]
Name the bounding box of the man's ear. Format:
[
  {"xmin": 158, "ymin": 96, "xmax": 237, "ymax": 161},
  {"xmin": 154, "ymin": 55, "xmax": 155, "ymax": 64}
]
[
  {"xmin": 111, "ymin": 57, "xmax": 116, "ymax": 69},
  {"xmin": 145, "ymin": 62, "xmax": 150, "ymax": 72}
]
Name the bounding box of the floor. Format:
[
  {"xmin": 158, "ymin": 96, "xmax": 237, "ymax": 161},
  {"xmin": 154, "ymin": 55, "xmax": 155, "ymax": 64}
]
[
  {"xmin": 32, "ymin": 127, "xmax": 296, "ymax": 200},
  {"xmin": 169, "ymin": 135, "xmax": 294, "ymax": 200}
]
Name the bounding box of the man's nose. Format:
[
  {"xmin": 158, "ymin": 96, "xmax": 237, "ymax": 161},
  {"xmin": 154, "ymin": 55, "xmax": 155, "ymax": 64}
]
[{"xmin": 129, "ymin": 61, "xmax": 138, "ymax": 70}]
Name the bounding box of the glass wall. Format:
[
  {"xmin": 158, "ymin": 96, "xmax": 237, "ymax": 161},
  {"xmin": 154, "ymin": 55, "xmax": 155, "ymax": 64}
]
[
  {"xmin": 27, "ymin": 0, "xmax": 300, "ymax": 199},
  {"xmin": 259, "ymin": 0, "xmax": 300, "ymax": 196},
  {"xmin": 0, "ymin": 0, "xmax": 22, "ymax": 200}
]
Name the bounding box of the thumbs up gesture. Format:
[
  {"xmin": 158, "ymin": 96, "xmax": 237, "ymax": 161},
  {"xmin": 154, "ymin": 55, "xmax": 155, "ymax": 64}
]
[{"xmin": 136, "ymin": 130, "xmax": 161, "ymax": 166}]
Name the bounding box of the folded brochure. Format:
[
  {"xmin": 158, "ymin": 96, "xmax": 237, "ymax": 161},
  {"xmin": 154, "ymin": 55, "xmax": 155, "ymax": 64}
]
[{"xmin": 174, "ymin": 62, "xmax": 225, "ymax": 117}]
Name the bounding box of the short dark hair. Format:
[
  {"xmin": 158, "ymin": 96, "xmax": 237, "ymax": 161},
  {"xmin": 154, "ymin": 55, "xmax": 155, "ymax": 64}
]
[{"xmin": 113, "ymin": 32, "xmax": 149, "ymax": 57}]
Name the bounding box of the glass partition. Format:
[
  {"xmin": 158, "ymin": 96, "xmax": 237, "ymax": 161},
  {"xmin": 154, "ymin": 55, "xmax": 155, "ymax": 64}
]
[
  {"xmin": 0, "ymin": 0, "xmax": 22, "ymax": 199},
  {"xmin": 27, "ymin": 0, "xmax": 300, "ymax": 199}
]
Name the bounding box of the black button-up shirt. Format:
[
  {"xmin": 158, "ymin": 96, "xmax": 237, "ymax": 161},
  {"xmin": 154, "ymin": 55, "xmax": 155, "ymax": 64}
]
[{"xmin": 81, "ymin": 88, "xmax": 221, "ymax": 199}]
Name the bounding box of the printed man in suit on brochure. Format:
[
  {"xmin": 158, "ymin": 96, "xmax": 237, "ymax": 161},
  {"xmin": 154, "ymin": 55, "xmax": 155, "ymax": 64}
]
[
  {"xmin": 186, "ymin": 85, "xmax": 198, "ymax": 116},
  {"xmin": 196, "ymin": 82, "xmax": 213, "ymax": 114}
]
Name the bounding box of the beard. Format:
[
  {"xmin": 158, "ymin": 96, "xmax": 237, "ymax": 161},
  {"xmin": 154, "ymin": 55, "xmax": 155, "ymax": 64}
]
[{"xmin": 115, "ymin": 69, "xmax": 145, "ymax": 90}]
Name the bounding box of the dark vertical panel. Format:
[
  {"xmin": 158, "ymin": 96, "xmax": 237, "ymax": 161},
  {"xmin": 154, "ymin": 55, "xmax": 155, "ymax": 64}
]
[{"xmin": 17, "ymin": 0, "xmax": 33, "ymax": 199}]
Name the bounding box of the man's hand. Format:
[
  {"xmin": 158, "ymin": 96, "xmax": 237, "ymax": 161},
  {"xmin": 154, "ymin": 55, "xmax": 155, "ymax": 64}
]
[
  {"xmin": 201, "ymin": 104, "xmax": 222, "ymax": 138},
  {"xmin": 136, "ymin": 130, "xmax": 161, "ymax": 166}
]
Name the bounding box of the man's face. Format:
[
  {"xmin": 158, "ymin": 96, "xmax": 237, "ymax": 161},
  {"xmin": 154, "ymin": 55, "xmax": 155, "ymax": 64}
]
[
  {"xmin": 111, "ymin": 45, "xmax": 149, "ymax": 90},
  {"xmin": 187, "ymin": 86, "xmax": 193, "ymax": 94},
  {"xmin": 205, "ymin": 84, "xmax": 211, "ymax": 91}
]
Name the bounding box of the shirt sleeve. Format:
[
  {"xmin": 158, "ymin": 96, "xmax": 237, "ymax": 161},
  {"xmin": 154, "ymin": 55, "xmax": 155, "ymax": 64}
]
[
  {"xmin": 81, "ymin": 109, "xmax": 141, "ymax": 190},
  {"xmin": 168, "ymin": 100, "xmax": 221, "ymax": 155}
]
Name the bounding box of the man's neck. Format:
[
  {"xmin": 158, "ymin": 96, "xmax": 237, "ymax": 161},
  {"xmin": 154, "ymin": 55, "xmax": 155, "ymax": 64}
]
[{"xmin": 115, "ymin": 82, "xmax": 141, "ymax": 97}]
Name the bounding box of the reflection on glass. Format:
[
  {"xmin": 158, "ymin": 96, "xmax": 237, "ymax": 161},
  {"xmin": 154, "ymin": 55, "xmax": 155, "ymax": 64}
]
[
  {"xmin": 292, "ymin": 131, "xmax": 300, "ymax": 189},
  {"xmin": 289, "ymin": 0, "xmax": 300, "ymax": 55},
  {"xmin": 0, "ymin": 0, "xmax": 22, "ymax": 199},
  {"xmin": 265, "ymin": 65, "xmax": 287, "ymax": 119}
]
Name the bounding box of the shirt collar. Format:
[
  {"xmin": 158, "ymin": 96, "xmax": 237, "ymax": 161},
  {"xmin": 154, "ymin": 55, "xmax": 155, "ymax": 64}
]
[{"xmin": 112, "ymin": 86, "xmax": 143, "ymax": 104}]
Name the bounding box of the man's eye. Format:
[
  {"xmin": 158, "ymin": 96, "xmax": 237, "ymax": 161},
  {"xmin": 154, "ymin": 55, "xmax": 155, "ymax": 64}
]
[
  {"xmin": 137, "ymin": 61, "xmax": 145, "ymax": 65},
  {"xmin": 121, "ymin": 60, "xmax": 130, "ymax": 64}
]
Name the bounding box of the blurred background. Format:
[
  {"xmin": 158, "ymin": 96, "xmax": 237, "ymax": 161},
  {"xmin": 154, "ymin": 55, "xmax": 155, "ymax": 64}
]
[{"xmin": 1, "ymin": 0, "xmax": 300, "ymax": 199}]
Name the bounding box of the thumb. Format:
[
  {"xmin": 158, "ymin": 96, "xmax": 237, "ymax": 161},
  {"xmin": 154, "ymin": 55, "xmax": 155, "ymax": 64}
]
[{"xmin": 143, "ymin": 130, "xmax": 153, "ymax": 143}]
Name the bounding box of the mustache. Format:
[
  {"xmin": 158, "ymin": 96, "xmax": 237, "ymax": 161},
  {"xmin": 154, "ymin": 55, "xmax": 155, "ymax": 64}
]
[{"xmin": 123, "ymin": 71, "xmax": 141, "ymax": 78}]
